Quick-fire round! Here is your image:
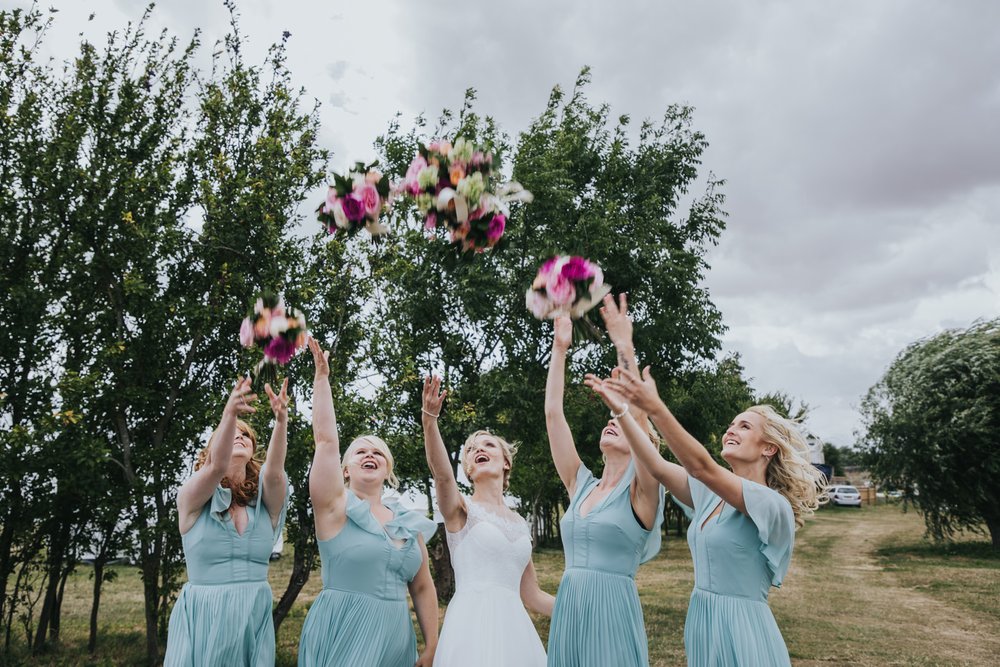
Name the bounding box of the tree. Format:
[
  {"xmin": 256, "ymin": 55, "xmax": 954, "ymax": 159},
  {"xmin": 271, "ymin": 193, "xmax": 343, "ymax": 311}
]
[
  {"xmin": 367, "ymin": 70, "xmax": 730, "ymax": 598},
  {"xmin": 859, "ymin": 319, "xmax": 1000, "ymax": 549}
]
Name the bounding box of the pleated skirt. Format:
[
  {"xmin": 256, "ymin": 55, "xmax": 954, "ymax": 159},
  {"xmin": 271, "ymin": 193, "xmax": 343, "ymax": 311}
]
[
  {"xmin": 164, "ymin": 580, "xmax": 275, "ymax": 667},
  {"xmin": 684, "ymin": 588, "xmax": 790, "ymax": 667},
  {"xmin": 547, "ymin": 568, "xmax": 649, "ymax": 667},
  {"xmin": 298, "ymin": 588, "xmax": 417, "ymax": 667}
]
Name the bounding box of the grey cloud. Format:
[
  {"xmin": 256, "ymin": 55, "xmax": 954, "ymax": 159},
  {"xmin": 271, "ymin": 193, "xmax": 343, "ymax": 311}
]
[{"xmin": 327, "ymin": 60, "xmax": 349, "ymax": 81}]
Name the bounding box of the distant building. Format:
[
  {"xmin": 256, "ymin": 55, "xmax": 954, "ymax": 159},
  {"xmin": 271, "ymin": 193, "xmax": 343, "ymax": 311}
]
[{"xmin": 805, "ymin": 432, "xmax": 832, "ymax": 482}]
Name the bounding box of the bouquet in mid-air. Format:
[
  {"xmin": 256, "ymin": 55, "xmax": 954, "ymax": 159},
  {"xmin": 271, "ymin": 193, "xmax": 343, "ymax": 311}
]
[
  {"xmin": 239, "ymin": 291, "xmax": 308, "ymax": 384},
  {"xmin": 526, "ymin": 255, "xmax": 611, "ymax": 337},
  {"xmin": 317, "ymin": 161, "xmax": 393, "ymax": 239},
  {"xmin": 397, "ymin": 138, "xmax": 532, "ymax": 254}
]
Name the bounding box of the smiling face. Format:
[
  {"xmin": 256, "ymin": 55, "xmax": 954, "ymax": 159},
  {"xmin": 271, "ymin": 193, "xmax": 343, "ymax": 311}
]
[
  {"xmin": 230, "ymin": 424, "xmax": 255, "ymax": 463},
  {"xmin": 343, "ymin": 436, "xmax": 398, "ymax": 489},
  {"xmin": 462, "ymin": 431, "xmax": 514, "ymax": 490},
  {"xmin": 721, "ymin": 411, "xmax": 777, "ymax": 466},
  {"xmin": 598, "ymin": 418, "xmax": 629, "ymax": 456}
]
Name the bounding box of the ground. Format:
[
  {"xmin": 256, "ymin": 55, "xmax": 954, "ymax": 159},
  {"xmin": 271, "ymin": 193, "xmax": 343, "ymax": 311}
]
[{"xmin": 8, "ymin": 503, "xmax": 999, "ymax": 666}]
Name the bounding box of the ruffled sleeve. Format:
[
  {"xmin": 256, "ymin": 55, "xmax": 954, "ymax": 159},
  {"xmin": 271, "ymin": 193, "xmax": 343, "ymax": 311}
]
[
  {"xmin": 742, "ymin": 478, "xmax": 795, "ymax": 587},
  {"xmin": 671, "ymin": 474, "xmax": 709, "ymax": 520},
  {"xmin": 258, "ymin": 464, "xmax": 290, "ymax": 544},
  {"xmin": 345, "ymin": 492, "xmax": 438, "ymax": 544},
  {"xmin": 384, "ymin": 498, "xmax": 438, "ymax": 544}
]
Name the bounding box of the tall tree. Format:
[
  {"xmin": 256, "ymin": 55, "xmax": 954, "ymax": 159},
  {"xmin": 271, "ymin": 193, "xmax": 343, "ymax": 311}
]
[{"xmin": 859, "ymin": 319, "xmax": 1000, "ymax": 549}]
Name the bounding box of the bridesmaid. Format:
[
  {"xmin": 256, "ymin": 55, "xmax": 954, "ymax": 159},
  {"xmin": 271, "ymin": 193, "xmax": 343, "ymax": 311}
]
[
  {"xmin": 165, "ymin": 375, "xmax": 290, "ymax": 667},
  {"xmin": 586, "ymin": 294, "xmax": 826, "ymax": 667},
  {"xmin": 545, "ymin": 314, "xmax": 665, "ymax": 667},
  {"xmin": 298, "ymin": 337, "xmax": 439, "ymax": 667}
]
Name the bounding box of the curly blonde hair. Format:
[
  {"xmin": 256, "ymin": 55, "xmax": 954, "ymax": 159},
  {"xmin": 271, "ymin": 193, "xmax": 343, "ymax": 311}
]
[
  {"xmin": 748, "ymin": 405, "xmax": 828, "ymax": 528},
  {"xmin": 462, "ymin": 430, "xmax": 518, "ymax": 491},
  {"xmin": 195, "ymin": 419, "xmax": 263, "ymax": 507}
]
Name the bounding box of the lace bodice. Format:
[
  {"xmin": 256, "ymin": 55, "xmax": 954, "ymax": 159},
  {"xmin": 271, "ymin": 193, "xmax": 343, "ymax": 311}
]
[{"xmin": 446, "ymin": 499, "xmax": 532, "ymax": 594}]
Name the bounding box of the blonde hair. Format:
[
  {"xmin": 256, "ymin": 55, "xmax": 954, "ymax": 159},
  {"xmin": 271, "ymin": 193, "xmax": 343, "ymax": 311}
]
[
  {"xmin": 461, "ymin": 430, "xmax": 517, "ymax": 491},
  {"xmin": 196, "ymin": 419, "xmax": 263, "ymax": 507},
  {"xmin": 343, "ymin": 435, "xmax": 399, "ymax": 489},
  {"xmin": 747, "ymin": 405, "xmax": 828, "ymax": 528}
]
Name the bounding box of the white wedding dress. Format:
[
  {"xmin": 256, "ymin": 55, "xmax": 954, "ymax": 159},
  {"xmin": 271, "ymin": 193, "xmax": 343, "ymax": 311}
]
[{"xmin": 433, "ymin": 499, "xmax": 547, "ymax": 667}]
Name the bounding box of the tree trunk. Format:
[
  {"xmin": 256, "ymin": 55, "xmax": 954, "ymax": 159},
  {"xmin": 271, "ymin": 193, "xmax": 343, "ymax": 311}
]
[
  {"xmin": 52, "ymin": 560, "xmax": 71, "ymax": 641},
  {"xmin": 428, "ymin": 524, "xmax": 454, "ymax": 604},
  {"xmin": 142, "ymin": 552, "xmax": 161, "ymax": 666},
  {"xmin": 272, "ymin": 529, "xmax": 316, "ymax": 634},
  {"xmin": 88, "ymin": 557, "xmax": 105, "ymax": 653},
  {"xmin": 987, "ymin": 516, "xmax": 1000, "ymax": 551}
]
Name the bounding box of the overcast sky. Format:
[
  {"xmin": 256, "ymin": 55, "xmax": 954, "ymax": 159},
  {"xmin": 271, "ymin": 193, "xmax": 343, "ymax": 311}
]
[{"xmin": 8, "ymin": 0, "xmax": 998, "ymax": 447}]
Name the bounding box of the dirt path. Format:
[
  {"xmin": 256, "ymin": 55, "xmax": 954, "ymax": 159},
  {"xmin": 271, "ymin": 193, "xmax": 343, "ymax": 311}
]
[{"xmin": 779, "ymin": 507, "xmax": 1000, "ymax": 666}]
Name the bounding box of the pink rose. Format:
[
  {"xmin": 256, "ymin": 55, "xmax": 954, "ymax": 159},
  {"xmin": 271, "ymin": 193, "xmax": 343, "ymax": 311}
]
[
  {"xmin": 424, "ymin": 211, "xmax": 437, "ymax": 230},
  {"xmin": 365, "ymin": 169, "xmax": 382, "ymax": 184},
  {"xmin": 405, "ymin": 156, "xmax": 427, "ymax": 195},
  {"xmin": 561, "ymin": 256, "xmax": 594, "ymax": 282},
  {"xmin": 548, "ymin": 274, "xmax": 576, "ymax": 306},
  {"xmin": 486, "ymin": 214, "xmax": 505, "ymax": 242},
  {"xmin": 325, "ymin": 186, "xmax": 338, "ymax": 210},
  {"xmin": 359, "ymin": 184, "xmax": 380, "ymax": 217},
  {"xmin": 239, "ymin": 318, "xmax": 254, "ymax": 347},
  {"xmin": 341, "ymin": 194, "xmax": 366, "ymax": 222}
]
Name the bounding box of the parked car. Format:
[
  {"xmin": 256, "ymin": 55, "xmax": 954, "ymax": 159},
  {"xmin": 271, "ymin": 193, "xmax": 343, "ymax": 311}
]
[{"xmin": 829, "ymin": 485, "xmax": 862, "ymax": 507}]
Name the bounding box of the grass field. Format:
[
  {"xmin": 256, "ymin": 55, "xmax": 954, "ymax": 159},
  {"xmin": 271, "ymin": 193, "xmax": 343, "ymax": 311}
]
[{"xmin": 6, "ymin": 503, "xmax": 999, "ymax": 666}]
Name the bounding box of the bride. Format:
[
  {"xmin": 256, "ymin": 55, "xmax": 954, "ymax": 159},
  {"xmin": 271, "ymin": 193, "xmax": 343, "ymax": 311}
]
[{"xmin": 421, "ymin": 376, "xmax": 552, "ymax": 667}]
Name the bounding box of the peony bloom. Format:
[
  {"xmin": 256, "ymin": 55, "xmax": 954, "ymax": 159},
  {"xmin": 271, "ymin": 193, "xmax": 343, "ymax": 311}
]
[
  {"xmin": 264, "ymin": 336, "xmax": 297, "ymax": 364},
  {"xmin": 525, "ymin": 289, "xmax": 551, "ymax": 319},
  {"xmin": 239, "ymin": 318, "xmax": 255, "ymax": 347},
  {"xmin": 548, "ymin": 274, "xmax": 576, "ymax": 306},
  {"xmin": 487, "ymin": 214, "xmax": 506, "ymax": 242},
  {"xmin": 561, "ymin": 256, "xmax": 594, "ymax": 282},
  {"xmin": 341, "ymin": 194, "xmax": 366, "ymax": 222},
  {"xmin": 359, "ymin": 184, "xmax": 381, "ymax": 217},
  {"xmin": 269, "ymin": 315, "xmax": 290, "ymax": 339}
]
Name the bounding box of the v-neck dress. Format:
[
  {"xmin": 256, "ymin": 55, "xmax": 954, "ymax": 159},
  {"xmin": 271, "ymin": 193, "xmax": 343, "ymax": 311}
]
[
  {"xmin": 164, "ymin": 465, "xmax": 288, "ymax": 667},
  {"xmin": 297, "ymin": 491, "xmax": 437, "ymax": 667},
  {"xmin": 547, "ymin": 461, "xmax": 665, "ymax": 667},
  {"xmin": 674, "ymin": 476, "xmax": 795, "ymax": 667}
]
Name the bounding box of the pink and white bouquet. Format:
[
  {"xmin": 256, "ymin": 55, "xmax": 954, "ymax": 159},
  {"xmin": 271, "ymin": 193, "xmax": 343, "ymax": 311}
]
[
  {"xmin": 317, "ymin": 161, "xmax": 393, "ymax": 238},
  {"xmin": 525, "ymin": 256, "xmax": 611, "ymax": 334},
  {"xmin": 239, "ymin": 291, "xmax": 308, "ymax": 384},
  {"xmin": 396, "ymin": 137, "xmax": 532, "ymax": 253}
]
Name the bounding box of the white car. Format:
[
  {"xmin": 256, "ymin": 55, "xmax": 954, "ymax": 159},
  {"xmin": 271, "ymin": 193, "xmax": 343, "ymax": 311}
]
[{"xmin": 829, "ymin": 485, "xmax": 862, "ymax": 507}]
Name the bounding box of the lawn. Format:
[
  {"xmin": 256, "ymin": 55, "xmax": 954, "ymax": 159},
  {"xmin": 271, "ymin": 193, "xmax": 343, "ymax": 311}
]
[{"xmin": 7, "ymin": 503, "xmax": 999, "ymax": 666}]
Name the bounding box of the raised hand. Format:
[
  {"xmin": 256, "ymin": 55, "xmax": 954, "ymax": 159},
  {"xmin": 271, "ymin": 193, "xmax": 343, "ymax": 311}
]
[
  {"xmin": 224, "ymin": 376, "xmax": 257, "ymax": 418},
  {"xmin": 606, "ymin": 365, "xmax": 664, "ymax": 416},
  {"xmin": 583, "ymin": 373, "xmax": 628, "ymax": 415},
  {"xmin": 422, "ymin": 375, "xmax": 447, "ymax": 419},
  {"xmin": 599, "ymin": 292, "xmax": 632, "ymax": 347},
  {"xmin": 265, "ymin": 377, "xmax": 289, "ymax": 420},
  {"xmin": 552, "ymin": 316, "xmax": 573, "ymax": 353},
  {"xmin": 308, "ymin": 336, "xmax": 330, "ymax": 380}
]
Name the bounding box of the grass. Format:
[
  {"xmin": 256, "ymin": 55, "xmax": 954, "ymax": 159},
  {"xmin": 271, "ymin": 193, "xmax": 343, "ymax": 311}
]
[{"xmin": 7, "ymin": 504, "xmax": 999, "ymax": 666}]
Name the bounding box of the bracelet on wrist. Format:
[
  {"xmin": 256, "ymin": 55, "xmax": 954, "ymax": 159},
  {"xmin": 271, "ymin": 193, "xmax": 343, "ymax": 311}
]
[
  {"xmin": 610, "ymin": 403, "xmax": 629, "ymax": 419},
  {"xmin": 421, "ymin": 408, "xmax": 439, "ymax": 419}
]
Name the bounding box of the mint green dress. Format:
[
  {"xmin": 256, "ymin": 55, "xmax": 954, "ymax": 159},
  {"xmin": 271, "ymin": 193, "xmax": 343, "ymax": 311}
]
[
  {"xmin": 675, "ymin": 476, "xmax": 795, "ymax": 667},
  {"xmin": 164, "ymin": 467, "xmax": 287, "ymax": 667},
  {"xmin": 547, "ymin": 461, "xmax": 665, "ymax": 667},
  {"xmin": 298, "ymin": 491, "xmax": 437, "ymax": 667}
]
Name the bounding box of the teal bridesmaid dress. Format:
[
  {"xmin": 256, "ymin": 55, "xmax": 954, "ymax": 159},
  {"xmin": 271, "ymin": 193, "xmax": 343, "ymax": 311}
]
[
  {"xmin": 547, "ymin": 460, "xmax": 665, "ymax": 667},
  {"xmin": 676, "ymin": 476, "xmax": 795, "ymax": 666},
  {"xmin": 164, "ymin": 466, "xmax": 288, "ymax": 667},
  {"xmin": 297, "ymin": 491, "xmax": 437, "ymax": 667}
]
